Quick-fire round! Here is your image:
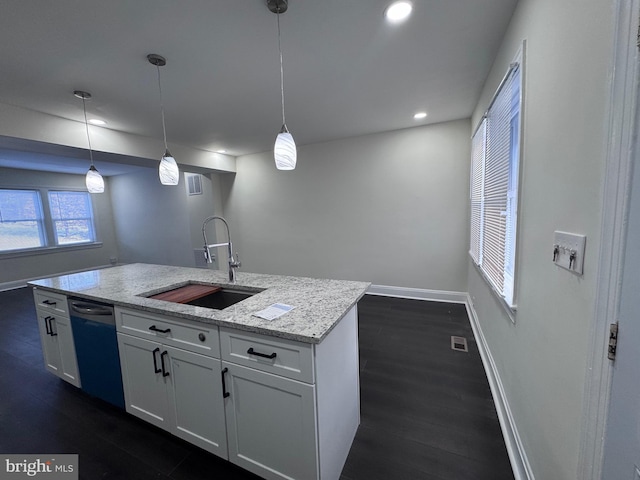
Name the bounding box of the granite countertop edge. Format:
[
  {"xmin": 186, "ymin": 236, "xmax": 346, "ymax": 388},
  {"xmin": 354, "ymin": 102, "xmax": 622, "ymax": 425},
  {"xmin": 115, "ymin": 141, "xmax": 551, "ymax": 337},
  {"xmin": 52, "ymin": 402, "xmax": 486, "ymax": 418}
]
[{"xmin": 28, "ymin": 263, "xmax": 371, "ymax": 344}]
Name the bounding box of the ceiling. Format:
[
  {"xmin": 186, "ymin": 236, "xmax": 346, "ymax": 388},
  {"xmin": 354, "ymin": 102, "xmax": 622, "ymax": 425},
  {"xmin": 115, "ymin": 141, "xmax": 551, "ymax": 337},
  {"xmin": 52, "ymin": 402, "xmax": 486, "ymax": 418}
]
[{"xmin": 0, "ymin": 0, "xmax": 517, "ymax": 170}]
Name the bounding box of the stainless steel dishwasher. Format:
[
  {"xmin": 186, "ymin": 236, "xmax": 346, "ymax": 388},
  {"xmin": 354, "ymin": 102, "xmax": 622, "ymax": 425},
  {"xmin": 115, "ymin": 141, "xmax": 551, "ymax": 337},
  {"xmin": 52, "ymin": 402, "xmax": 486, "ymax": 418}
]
[{"xmin": 69, "ymin": 298, "xmax": 125, "ymax": 409}]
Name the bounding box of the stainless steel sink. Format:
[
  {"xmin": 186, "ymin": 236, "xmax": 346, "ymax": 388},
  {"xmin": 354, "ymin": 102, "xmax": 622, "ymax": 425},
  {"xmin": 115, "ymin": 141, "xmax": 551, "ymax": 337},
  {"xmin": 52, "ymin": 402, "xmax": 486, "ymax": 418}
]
[
  {"xmin": 185, "ymin": 288, "xmax": 258, "ymax": 310},
  {"xmin": 144, "ymin": 283, "xmax": 264, "ymax": 310}
]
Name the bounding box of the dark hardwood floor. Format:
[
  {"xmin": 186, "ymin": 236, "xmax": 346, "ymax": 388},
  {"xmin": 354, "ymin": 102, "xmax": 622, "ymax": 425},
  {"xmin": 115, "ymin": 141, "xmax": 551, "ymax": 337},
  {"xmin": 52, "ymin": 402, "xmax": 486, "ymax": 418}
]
[{"xmin": 0, "ymin": 287, "xmax": 513, "ymax": 480}]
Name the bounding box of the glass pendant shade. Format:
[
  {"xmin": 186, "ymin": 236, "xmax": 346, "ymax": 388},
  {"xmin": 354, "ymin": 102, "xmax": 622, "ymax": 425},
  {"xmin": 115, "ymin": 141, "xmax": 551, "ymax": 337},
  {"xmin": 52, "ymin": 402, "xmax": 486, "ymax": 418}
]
[
  {"xmin": 274, "ymin": 127, "xmax": 297, "ymax": 170},
  {"xmin": 159, "ymin": 149, "xmax": 180, "ymax": 185},
  {"xmin": 86, "ymin": 165, "xmax": 105, "ymax": 193}
]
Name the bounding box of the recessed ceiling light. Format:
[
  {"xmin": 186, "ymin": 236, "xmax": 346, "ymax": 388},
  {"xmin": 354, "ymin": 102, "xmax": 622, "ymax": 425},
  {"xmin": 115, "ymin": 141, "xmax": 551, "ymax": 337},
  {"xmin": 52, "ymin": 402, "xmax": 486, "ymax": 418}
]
[
  {"xmin": 88, "ymin": 119, "xmax": 107, "ymax": 126},
  {"xmin": 385, "ymin": 1, "xmax": 413, "ymax": 23},
  {"xmin": 216, "ymin": 149, "xmax": 227, "ymax": 154},
  {"xmin": 414, "ymin": 112, "xmax": 427, "ymax": 120}
]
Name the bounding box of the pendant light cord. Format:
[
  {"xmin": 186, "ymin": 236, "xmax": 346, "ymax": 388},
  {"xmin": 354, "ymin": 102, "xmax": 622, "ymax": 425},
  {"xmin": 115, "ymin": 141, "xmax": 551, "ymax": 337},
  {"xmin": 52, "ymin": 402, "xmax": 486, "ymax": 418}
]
[
  {"xmin": 277, "ymin": 9, "xmax": 286, "ymax": 126},
  {"xmin": 81, "ymin": 97, "xmax": 94, "ymax": 166},
  {"xmin": 155, "ymin": 65, "xmax": 169, "ymax": 151}
]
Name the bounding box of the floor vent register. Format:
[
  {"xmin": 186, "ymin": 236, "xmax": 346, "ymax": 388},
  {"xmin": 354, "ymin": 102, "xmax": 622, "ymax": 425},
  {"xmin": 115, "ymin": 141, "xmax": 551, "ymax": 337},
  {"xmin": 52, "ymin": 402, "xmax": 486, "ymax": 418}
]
[{"xmin": 450, "ymin": 336, "xmax": 469, "ymax": 352}]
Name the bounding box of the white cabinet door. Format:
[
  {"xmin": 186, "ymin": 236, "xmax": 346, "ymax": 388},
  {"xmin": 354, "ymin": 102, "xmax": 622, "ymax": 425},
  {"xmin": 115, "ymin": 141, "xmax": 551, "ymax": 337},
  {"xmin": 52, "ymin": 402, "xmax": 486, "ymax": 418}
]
[
  {"xmin": 223, "ymin": 362, "xmax": 318, "ymax": 480},
  {"xmin": 164, "ymin": 345, "xmax": 228, "ymax": 458},
  {"xmin": 117, "ymin": 333, "xmax": 170, "ymax": 430},
  {"xmin": 36, "ymin": 310, "xmax": 81, "ymax": 387},
  {"xmin": 37, "ymin": 310, "xmax": 62, "ymax": 376},
  {"xmin": 53, "ymin": 315, "xmax": 81, "ymax": 387}
]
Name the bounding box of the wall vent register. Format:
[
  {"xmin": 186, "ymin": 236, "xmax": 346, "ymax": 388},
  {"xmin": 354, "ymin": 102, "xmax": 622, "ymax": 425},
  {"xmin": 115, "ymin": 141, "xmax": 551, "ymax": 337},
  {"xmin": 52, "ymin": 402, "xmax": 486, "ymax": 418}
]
[{"xmin": 186, "ymin": 173, "xmax": 202, "ymax": 196}]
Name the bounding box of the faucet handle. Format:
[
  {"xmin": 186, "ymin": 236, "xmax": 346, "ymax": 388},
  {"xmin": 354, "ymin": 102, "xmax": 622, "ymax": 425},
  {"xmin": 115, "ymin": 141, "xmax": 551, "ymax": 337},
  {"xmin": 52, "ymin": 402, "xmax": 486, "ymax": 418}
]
[{"xmin": 231, "ymin": 253, "xmax": 241, "ymax": 268}]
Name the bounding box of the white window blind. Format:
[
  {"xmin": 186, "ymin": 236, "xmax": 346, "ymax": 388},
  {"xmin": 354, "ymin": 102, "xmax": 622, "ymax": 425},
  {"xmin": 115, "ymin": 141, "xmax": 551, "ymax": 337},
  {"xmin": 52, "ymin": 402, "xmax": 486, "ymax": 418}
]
[
  {"xmin": 470, "ymin": 53, "xmax": 522, "ymax": 308},
  {"xmin": 470, "ymin": 120, "xmax": 485, "ymax": 265}
]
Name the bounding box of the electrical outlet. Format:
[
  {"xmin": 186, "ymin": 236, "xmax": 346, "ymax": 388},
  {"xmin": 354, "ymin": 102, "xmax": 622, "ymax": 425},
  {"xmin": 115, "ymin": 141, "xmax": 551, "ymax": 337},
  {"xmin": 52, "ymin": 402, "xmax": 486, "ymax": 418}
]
[{"xmin": 553, "ymin": 231, "xmax": 586, "ymax": 275}]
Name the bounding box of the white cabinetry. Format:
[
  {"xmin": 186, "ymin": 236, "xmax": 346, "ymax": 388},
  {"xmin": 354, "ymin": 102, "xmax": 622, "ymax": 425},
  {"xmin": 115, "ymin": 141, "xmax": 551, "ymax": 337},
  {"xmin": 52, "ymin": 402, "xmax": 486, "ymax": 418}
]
[
  {"xmin": 223, "ymin": 362, "xmax": 318, "ymax": 479},
  {"xmin": 116, "ymin": 304, "xmax": 360, "ymax": 480},
  {"xmin": 220, "ymin": 306, "xmax": 360, "ymax": 480},
  {"xmin": 33, "ymin": 289, "xmax": 80, "ymax": 387},
  {"xmin": 115, "ymin": 308, "xmax": 227, "ymax": 457},
  {"xmin": 220, "ymin": 326, "xmax": 318, "ymax": 479}
]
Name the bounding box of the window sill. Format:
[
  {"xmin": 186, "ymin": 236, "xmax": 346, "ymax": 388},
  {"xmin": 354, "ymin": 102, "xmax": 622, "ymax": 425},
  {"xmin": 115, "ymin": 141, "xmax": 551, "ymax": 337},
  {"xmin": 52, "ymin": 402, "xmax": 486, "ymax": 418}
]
[
  {"xmin": 469, "ymin": 254, "xmax": 517, "ymax": 324},
  {"xmin": 0, "ymin": 242, "xmax": 104, "ymax": 260}
]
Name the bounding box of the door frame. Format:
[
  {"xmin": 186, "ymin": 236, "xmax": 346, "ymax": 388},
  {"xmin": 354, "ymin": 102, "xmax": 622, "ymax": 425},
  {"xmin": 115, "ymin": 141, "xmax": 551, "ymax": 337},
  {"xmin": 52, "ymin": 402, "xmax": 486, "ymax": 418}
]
[{"xmin": 578, "ymin": 0, "xmax": 640, "ymax": 478}]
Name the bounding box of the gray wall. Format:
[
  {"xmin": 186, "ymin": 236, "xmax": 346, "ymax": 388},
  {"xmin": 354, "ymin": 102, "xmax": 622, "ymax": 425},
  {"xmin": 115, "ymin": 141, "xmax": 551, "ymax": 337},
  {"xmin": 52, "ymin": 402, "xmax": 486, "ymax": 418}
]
[
  {"xmin": 220, "ymin": 119, "xmax": 470, "ymax": 290},
  {"xmin": 109, "ymin": 168, "xmax": 226, "ymax": 268},
  {"xmin": 467, "ymin": 0, "xmax": 614, "ymax": 479},
  {"xmin": 0, "ymin": 167, "xmax": 119, "ymax": 286},
  {"xmin": 186, "ymin": 172, "xmax": 225, "ymax": 270}
]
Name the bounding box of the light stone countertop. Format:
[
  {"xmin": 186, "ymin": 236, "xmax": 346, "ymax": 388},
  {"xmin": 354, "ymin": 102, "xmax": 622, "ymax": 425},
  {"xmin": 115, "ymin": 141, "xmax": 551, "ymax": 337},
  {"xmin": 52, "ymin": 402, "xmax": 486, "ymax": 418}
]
[{"xmin": 28, "ymin": 263, "xmax": 371, "ymax": 344}]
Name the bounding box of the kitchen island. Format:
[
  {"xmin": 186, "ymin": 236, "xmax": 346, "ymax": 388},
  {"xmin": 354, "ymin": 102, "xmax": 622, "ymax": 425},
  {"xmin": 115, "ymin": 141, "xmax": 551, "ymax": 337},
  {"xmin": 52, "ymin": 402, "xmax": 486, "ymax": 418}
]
[{"xmin": 29, "ymin": 263, "xmax": 370, "ymax": 480}]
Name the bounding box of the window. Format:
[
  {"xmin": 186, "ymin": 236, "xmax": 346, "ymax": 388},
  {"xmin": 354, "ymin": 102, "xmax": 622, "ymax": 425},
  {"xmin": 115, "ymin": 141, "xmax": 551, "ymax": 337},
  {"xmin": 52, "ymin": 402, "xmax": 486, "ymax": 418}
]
[
  {"xmin": 470, "ymin": 51, "xmax": 522, "ymax": 308},
  {"xmin": 0, "ymin": 188, "xmax": 97, "ymax": 253},
  {"xmin": 0, "ymin": 189, "xmax": 46, "ymax": 251},
  {"xmin": 48, "ymin": 191, "xmax": 96, "ymax": 245}
]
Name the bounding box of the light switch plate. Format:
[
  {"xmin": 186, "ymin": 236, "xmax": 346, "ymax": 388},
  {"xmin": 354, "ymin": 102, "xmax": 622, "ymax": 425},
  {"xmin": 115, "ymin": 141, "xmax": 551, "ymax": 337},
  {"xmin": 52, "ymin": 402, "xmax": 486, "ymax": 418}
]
[{"xmin": 553, "ymin": 231, "xmax": 586, "ymax": 275}]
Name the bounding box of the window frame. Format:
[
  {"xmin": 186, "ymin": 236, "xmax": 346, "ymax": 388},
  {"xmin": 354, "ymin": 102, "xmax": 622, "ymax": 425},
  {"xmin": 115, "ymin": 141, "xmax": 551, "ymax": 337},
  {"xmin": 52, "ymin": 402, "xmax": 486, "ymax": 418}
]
[
  {"xmin": 0, "ymin": 186, "xmax": 101, "ymax": 257},
  {"xmin": 48, "ymin": 190, "xmax": 97, "ymax": 246},
  {"xmin": 469, "ymin": 46, "xmax": 524, "ymax": 314},
  {"xmin": 0, "ymin": 188, "xmax": 47, "ymax": 252}
]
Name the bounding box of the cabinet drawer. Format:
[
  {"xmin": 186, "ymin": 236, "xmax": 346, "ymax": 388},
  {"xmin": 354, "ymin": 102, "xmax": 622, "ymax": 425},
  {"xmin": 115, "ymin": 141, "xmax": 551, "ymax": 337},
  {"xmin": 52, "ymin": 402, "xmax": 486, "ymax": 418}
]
[
  {"xmin": 116, "ymin": 307, "xmax": 220, "ymax": 358},
  {"xmin": 33, "ymin": 289, "xmax": 69, "ymax": 317},
  {"xmin": 220, "ymin": 327, "xmax": 314, "ymax": 383}
]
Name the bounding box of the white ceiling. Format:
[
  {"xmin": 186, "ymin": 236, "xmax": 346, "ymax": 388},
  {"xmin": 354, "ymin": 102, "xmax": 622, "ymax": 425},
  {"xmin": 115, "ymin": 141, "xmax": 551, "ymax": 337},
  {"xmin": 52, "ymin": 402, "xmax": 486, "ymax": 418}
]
[{"xmin": 0, "ymin": 0, "xmax": 517, "ymax": 168}]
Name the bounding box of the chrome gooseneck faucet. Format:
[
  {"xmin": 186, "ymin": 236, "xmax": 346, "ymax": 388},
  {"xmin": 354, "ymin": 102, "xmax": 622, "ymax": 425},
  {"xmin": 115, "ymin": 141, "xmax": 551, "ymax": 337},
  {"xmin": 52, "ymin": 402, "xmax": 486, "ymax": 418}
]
[{"xmin": 202, "ymin": 216, "xmax": 241, "ymax": 283}]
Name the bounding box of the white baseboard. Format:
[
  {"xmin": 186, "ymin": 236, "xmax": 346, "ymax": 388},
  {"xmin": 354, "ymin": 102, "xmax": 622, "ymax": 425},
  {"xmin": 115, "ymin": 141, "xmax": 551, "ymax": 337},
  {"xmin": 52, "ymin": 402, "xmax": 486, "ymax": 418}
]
[
  {"xmin": 366, "ymin": 284, "xmax": 467, "ymax": 304},
  {"xmin": 0, "ymin": 264, "xmax": 114, "ymax": 292},
  {"xmin": 465, "ymin": 294, "xmax": 534, "ymax": 480}
]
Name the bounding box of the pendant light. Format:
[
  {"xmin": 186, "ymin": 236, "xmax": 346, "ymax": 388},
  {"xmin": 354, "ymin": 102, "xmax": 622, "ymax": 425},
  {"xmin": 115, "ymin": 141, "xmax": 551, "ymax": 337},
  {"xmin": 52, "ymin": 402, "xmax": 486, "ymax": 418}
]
[
  {"xmin": 148, "ymin": 54, "xmax": 179, "ymax": 185},
  {"xmin": 268, "ymin": 0, "xmax": 297, "ymax": 170},
  {"xmin": 74, "ymin": 91, "xmax": 104, "ymax": 193}
]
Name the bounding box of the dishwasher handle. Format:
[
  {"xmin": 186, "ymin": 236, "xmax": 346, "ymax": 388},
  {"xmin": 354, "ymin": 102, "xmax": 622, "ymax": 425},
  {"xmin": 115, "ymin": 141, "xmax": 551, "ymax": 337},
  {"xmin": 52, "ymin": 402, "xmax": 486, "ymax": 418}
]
[{"xmin": 70, "ymin": 301, "xmax": 114, "ymax": 316}]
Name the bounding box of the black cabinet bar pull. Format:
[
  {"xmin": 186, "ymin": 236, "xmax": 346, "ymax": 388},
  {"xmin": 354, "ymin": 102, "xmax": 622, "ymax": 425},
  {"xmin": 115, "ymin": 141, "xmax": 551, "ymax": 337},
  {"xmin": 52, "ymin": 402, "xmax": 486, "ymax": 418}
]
[
  {"xmin": 221, "ymin": 367, "xmax": 230, "ymax": 398},
  {"xmin": 149, "ymin": 325, "xmax": 171, "ymax": 334},
  {"xmin": 42, "ymin": 300, "xmax": 57, "ymax": 306},
  {"xmin": 47, "ymin": 317, "xmax": 57, "ymax": 337},
  {"xmin": 247, "ymin": 347, "xmax": 277, "ymax": 359},
  {"xmin": 44, "ymin": 316, "xmax": 53, "ymax": 335},
  {"xmin": 160, "ymin": 351, "xmax": 170, "ymax": 377},
  {"xmin": 152, "ymin": 347, "xmax": 161, "ymax": 374}
]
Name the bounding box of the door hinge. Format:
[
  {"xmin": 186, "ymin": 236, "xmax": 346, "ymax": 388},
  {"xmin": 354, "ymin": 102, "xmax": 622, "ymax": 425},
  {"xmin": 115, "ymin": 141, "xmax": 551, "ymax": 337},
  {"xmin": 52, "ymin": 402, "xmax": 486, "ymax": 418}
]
[{"xmin": 608, "ymin": 322, "xmax": 619, "ymax": 361}]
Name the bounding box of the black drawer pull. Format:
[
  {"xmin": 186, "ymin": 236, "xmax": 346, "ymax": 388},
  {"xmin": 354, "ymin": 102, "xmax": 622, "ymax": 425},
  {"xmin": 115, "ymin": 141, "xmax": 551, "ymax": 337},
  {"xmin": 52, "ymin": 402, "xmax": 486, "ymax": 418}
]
[
  {"xmin": 42, "ymin": 300, "xmax": 57, "ymax": 306},
  {"xmin": 160, "ymin": 351, "xmax": 170, "ymax": 377},
  {"xmin": 149, "ymin": 325, "xmax": 171, "ymax": 334},
  {"xmin": 221, "ymin": 367, "xmax": 230, "ymax": 398},
  {"xmin": 152, "ymin": 347, "xmax": 161, "ymax": 374},
  {"xmin": 247, "ymin": 347, "xmax": 277, "ymax": 359}
]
